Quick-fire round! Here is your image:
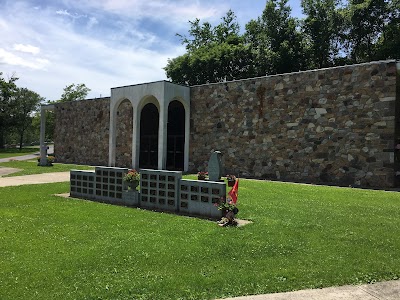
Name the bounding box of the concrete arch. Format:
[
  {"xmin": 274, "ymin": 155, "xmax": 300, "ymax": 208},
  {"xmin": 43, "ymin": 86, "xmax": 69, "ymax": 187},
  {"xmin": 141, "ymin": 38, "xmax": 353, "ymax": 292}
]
[
  {"xmin": 109, "ymin": 81, "xmax": 190, "ymax": 171},
  {"xmin": 137, "ymin": 95, "xmax": 161, "ymax": 112}
]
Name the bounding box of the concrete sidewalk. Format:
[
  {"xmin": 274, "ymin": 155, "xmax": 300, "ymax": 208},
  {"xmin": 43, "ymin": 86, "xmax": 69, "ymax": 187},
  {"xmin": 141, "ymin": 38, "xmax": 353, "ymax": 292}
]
[
  {"xmin": 218, "ymin": 280, "xmax": 400, "ymax": 300},
  {"xmin": 0, "ymin": 152, "xmax": 39, "ymax": 163},
  {"xmin": 0, "ymin": 172, "xmax": 70, "ymax": 187}
]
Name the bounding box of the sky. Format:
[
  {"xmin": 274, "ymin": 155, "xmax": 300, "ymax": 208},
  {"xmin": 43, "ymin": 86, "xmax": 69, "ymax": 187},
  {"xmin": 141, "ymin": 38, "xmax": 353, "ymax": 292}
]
[{"xmin": 0, "ymin": 0, "xmax": 303, "ymax": 101}]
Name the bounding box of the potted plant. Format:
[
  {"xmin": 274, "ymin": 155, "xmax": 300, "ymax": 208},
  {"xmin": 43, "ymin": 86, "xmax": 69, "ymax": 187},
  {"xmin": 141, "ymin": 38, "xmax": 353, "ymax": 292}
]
[
  {"xmin": 215, "ymin": 196, "xmax": 239, "ymax": 226},
  {"xmin": 197, "ymin": 171, "xmax": 208, "ymax": 180},
  {"xmin": 226, "ymin": 174, "xmax": 236, "ymax": 187},
  {"xmin": 123, "ymin": 169, "xmax": 140, "ymax": 190},
  {"xmin": 37, "ymin": 155, "xmax": 55, "ymax": 166}
]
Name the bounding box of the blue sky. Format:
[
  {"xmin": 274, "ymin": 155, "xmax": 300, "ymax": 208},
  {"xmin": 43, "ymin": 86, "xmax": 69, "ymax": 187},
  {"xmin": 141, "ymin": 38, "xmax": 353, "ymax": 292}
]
[{"xmin": 0, "ymin": 0, "xmax": 303, "ymax": 101}]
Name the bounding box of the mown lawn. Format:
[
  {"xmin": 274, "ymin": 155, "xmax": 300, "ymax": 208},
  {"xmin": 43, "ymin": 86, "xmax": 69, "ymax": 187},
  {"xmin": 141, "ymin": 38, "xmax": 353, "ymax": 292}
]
[
  {"xmin": 0, "ymin": 147, "xmax": 39, "ymax": 159},
  {"xmin": 0, "ymin": 160, "xmax": 94, "ymax": 176},
  {"xmin": 0, "ymin": 180, "xmax": 399, "ymax": 299}
]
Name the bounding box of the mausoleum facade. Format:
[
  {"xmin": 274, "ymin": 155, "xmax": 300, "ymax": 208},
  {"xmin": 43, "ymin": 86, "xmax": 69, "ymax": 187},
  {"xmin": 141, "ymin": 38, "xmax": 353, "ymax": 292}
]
[{"xmin": 49, "ymin": 60, "xmax": 400, "ymax": 189}]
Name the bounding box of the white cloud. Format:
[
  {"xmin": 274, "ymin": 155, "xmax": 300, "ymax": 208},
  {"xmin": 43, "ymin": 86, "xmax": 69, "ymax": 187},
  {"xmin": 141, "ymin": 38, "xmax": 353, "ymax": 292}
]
[
  {"xmin": 87, "ymin": 16, "xmax": 98, "ymax": 29},
  {"xmin": 0, "ymin": 48, "xmax": 49, "ymax": 70},
  {"xmin": 0, "ymin": 18, "xmax": 8, "ymax": 30},
  {"xmin": 0, "ymin": 0, "xmax": 253, "ymax": 100},
  {"xmin": 56, "ymin": 9, "xmax": 71, "ymax": 16},
  {"xmin": 13, "ymin": 44, "xmax": 40, "ymax": 55},
  {"xmin": 71, "ymin": 0, "xmax": 225, "ymax": 24}
]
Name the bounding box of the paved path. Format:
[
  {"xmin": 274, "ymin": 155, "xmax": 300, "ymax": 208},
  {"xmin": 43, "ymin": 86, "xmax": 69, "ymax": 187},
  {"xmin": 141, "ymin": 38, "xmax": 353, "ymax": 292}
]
[
  {"xmin": 0, "ymin": 167, "xmax": 22, "ymax": 177},
  {"xmin": 0, "ymin": 152, "xmax": 39, "ymax": 163},
  {"xmin": 218, "ymin": 280, "xmax": 400, "ymax": 300},
  {"xmin": 0, "ymin": 172, "xmax": 70, "ymax": 187},
  {"xmin": 0, "ymin": 145, "xmax": 54, "ymax": 163}
]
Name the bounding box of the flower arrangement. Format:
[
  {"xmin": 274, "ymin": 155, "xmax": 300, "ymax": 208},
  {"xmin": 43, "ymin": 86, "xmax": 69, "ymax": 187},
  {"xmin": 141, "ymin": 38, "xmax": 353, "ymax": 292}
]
[
  {"xmin": 37, "ymin": 155, "xmax": 55, "ymax": 166},
  {"xmin": 216, "ymin": 197, "xmax": 239, "ymax": 214},
  {"xmin": 215, "ymin": 196, "xmax": 239, "ymax": 226},
  {"xmin": 197, "ymin": 171, "xmax": 208, "ymax": 180},
  {"xmin": 226, "ymin": 174, "xmax": 236, "ymax": 186},
  {"xmin": 123, "ymin": 169, "xmax": 140, "ymax": 182},
  {"xmin": 226, "ymin": 174, "xmax": 236, "ymax": 181}
]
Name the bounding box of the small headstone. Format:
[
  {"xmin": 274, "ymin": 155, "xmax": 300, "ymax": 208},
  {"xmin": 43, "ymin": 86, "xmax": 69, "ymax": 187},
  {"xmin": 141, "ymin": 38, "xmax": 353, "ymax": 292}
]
[{"xmin": 208, "ymin": 151, "xmax": 223, "ymax": 181}]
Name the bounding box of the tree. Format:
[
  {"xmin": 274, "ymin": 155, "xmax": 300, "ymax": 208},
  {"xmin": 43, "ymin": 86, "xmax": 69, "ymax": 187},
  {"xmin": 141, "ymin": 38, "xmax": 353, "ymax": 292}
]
[
  {"xmin": 165, "ymin": 10, "xmax": 254, "ymax": 85},
  {"xmin": 374, "ymin": 0, "xmax": 400, "ymax": 59},
  {"xmin": 59, "ymin": 83, "xmax": 90, "ymax": 102},
  {"xmin": 165, "ymin": 43, "xmax": 253, "ymax": 86},
  {"xmin": 343, "ymin": 0, "xmax": 390, "ymax": 63},
  {"xmin": 245, "ymin": 0, "xmax": 307, "ymax": 76},
  {"xmin": 12, "ymin": 88, "xmax": 43, "ymax": 149},
  {"xmin": 0, "ymin": 73, "xmax": 18, "ymax": 148},
  {"xmin": 301, "ymin": 0, "xmax": 344, "ymax": 68}
]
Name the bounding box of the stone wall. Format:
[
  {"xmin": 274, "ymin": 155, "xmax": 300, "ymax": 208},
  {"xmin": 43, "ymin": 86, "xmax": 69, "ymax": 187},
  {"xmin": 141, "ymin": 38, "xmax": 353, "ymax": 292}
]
[
  {"xmin": 54, "ymin": 97, "xmax": 110, "ymax": 166},
  {"xmin": 189, "ymin": 61, "xmax": 398, "ymax": 188},
  {"xmin": 53, "ymin": 61, "xmax": 399, "ymax": 188},
  {"xmin": 115, "ymin": 100, "xmax": 133, "ymax": 167}
]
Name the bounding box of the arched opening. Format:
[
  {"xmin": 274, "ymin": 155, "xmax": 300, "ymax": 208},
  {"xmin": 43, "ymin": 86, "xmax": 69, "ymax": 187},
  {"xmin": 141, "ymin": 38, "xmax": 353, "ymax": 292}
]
[
  {"xmin": 115, "ymin": 99, "xmax": 133, "ymax": 167},
  {"xmin": 166, "ymin": 100, "xmax": 185, "ymax": 170},
  {"xmin": 139, "ymin": 103, "xmax": 159, "ymax": 169}
]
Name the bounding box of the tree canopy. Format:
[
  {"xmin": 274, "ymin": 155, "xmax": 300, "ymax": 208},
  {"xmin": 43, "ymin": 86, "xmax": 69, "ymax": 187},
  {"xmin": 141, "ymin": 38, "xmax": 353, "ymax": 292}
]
[
  {"xmin": 165, "ymin": 0, "xmax": 399, "ymax": 85},
  {"xmin": 59, "ymin": 83, "xmax": 91, "ymax": 102},
  {"xmin": 0, "ymin": 73, "xmax": 19, "ymax": 148},
  {"xmin": 0, "ymin": 73, "xmax": 44, "ymax": 148}
]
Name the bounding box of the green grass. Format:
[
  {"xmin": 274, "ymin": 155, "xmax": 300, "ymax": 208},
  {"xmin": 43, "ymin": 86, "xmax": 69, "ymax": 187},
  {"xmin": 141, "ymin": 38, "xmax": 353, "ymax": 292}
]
[
  {"xmin": 1, "ymin": 180, "xmax": 400, "ymax": 299},
  {"xmin": 0, "ymin": 147, "xmax": 39, "ymax": 159},
  {"xmin": 0, "ymin": 160, "xmax": 94, "ymax": 176}
]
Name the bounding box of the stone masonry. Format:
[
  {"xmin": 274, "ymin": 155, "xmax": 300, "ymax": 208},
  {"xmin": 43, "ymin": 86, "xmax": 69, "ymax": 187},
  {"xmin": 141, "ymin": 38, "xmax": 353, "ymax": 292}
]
[
  {"xmin": 115, "ymin": 100, "xmax": 133, "ymax": 167},
  {"xmin": 53, "ymin": 61, "xmax": 399, "ymax": 188},
  {"xmin": 54, "ymin": 97, "xmax": 110, "ymax": 166},
  {"xmin": 189, "ymin": 61, "xmax": 398, "ymax": 188}
]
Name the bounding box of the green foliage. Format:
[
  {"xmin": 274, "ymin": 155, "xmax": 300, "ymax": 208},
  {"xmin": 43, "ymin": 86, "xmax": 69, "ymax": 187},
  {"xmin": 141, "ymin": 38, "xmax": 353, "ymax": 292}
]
[
  {"xmin": 301, "ymin": 0, "xmax": 344, "ymax": 68},
  {"xmin": 59, "ymin": 83, "xmax": 90, "ymax": 102},
  {"xmin": 165, "ymin": 42, "xmax": 253, "ymax": 85},
  {"xmin": 0, "ymin": 73, "xmax": 46, "ymax": 148},
  {"xmin": 0, "ymin": 73, "xmax": 18, "ymax": 148},
  {"xmin": 343, "ymin": 0, "xmax": 391, "ymax": 62},
  {"xmin": 374, "ymin": 0, "xmax": 400, "ymax": 59},
  {"xmin": 165, "ymin": 0, "xmax": 399, "ymax": 85},
  {"xmin": 123, "ymin": 169, "xmax": 140, "ymax": 182},
  {"xmin": 1, "ymin": 180, "xmax": 400, "ymax": 299},
  {"xmin": 165, "ymin": 10, "xmax": 254, "ymax": 85},
  {"xmin": 247, "ymin": 0, "xmax": 307, "ymax": 75},
  {"xmin": 12, "ymin": 88, "xmax": 44, "ymax": 149}
]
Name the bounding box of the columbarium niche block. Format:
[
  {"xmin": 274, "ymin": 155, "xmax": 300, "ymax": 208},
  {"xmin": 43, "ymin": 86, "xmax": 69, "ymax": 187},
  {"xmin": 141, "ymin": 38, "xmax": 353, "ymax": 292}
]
[
  {"xmin": 140, "ymin": 169, "xmax": 182, "ymax": 212},
  {"xmin": 70, "ymin": 170, "xmax": 96, "ymax": 199},
  {"xmin": 70, "ymin": 166, "xmax": 226, "ymax": 219},
  {"xmin": 179, "ymin": 179, "xmax": 225, "ymax": 219},
  {"xmin": 95, "ymin": 166, "xmax": 127, "ymax": 202}
]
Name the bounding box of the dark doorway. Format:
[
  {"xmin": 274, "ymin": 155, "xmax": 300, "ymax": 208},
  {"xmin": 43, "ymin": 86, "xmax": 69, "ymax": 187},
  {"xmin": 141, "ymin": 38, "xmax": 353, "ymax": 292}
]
[
  {"xmin": 167, "ymin": 100, "xmax": 185, "ymax": 170},
  {"xmin": 139, "ymin": 103, "xmax": 159, "ymax": 169}
]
